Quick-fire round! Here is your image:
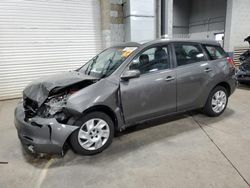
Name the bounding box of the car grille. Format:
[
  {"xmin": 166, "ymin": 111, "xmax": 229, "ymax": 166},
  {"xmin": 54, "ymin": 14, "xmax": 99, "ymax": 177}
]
[{"xmin": 23, "ymin": 96, "xmax": 38, "ymax": 119}]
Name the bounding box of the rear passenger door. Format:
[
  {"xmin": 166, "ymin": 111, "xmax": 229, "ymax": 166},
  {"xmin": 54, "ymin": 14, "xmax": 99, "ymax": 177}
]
[{"xmin": 172, "ymin": 42, "xmax": 215, "ymax": 111}]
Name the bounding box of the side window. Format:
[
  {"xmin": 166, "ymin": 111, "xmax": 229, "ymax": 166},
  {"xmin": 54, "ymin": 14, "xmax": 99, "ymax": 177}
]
[
  {"xmin": 174, "ymin": 43, "xmax": 206, "ymax": 66},
  {"xmin": 205, "ymin": 45, "xmax": 227, "ymax": 60},
  {"xmin": 129, "ymin": 46, "xmax": 170, "ymax": 74}
]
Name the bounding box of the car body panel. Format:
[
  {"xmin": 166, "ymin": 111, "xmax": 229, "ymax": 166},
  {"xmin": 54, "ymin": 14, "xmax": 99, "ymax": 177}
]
[
  {"xmin": 66, "ymin": 78, "xmax": 125, "ymax": 128},
  {"xmin": 209, "ymin": 58, "xmax": 237, "ymax": 95},
  {"xmin": 23, "ymin": 71, "xmax": 97, "ymax": 106},
  {"xmin": 120, "ymin": 69, "xmax": 176, "ymax": 125},
  {"xmin": 236, "ymin": 59, "xmax": 250, "ymax": 83},
  {"xmin": 175, "ymin": 61, "xmax": 216, "ymax": 111},
  {"xmin": 236, "ymin": 70, "xmax": 250, "ymax": 83},
  {"xmin": 15, "ymin": 102, "xmax": 78, "ymax": 154}
]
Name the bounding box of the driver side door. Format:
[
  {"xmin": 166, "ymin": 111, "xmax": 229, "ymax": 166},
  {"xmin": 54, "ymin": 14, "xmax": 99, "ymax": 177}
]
[{"xmin": 119, "ymin": 44, "xmax": 177, "ymax": 125}]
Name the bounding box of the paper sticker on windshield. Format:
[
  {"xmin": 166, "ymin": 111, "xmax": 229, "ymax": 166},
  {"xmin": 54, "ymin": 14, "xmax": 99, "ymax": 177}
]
[{"xmin": 122, "ymin": 47, "xmax": 137, "ymax": 58}]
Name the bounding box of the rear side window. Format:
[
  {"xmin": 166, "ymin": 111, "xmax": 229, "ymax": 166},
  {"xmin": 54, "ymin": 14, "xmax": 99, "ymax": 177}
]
[
  {"xmin": 204, "ymin": 45, "xmax": 227, "ymax": 60},
  {"xmin": 174, "ymin": 43, "xmax": 206, "ymax": 66}
]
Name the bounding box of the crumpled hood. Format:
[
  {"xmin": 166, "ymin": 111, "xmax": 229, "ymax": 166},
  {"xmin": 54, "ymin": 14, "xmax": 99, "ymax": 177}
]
[{"xmin": 23, "ymin": 71, "xmax": 97, "ymax": 106}]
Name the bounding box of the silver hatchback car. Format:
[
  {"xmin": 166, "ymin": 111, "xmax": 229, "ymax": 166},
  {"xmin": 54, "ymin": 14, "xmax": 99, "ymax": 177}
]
[{"xmin": 15, "ymin": 39, "xmax": 237, "ymax": 155}]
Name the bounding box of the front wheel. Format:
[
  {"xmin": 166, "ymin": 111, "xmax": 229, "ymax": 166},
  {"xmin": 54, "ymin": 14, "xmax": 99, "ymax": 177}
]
[
  {"xmin": 70, "ymin": 112, "xmax": 114, "ymax": 155},
  {"xmin": 203, "ymin": 86, "xmax": 228, "ymax": 117}
]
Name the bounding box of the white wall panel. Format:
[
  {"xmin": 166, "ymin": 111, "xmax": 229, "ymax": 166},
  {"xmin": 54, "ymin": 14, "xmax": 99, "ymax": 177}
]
[
  {"xmin": 0, "ymin": 0, "xmax": 102, "ymax": 100},
  {"xmin": 224, "ymin": 0, "xmax": 250, "ymax": 52},
  {"xmin": 125, "ymin": 16, "xmax": 155, "ymax": 43},
  {"xmin": 124, "ymin": 0, "xmax": 155, "ymax": 17},
  {"xmin": 124, "ymin": 0, "xmax": 156, "ymax": 43}
]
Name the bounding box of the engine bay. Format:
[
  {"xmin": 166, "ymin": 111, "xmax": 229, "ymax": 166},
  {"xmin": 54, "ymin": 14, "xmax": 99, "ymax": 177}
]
[{"xmin": 23, "ymin": 79, "xmax": 97, "ymax": 123}]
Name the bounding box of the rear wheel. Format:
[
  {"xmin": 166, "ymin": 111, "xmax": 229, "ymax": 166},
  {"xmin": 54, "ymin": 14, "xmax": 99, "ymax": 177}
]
[
  {"xmin": 70, "ymin": 112, "xmax": 114, "ymax": 155},
  {"xmin": 203, "ymin": 86, "xmax": 228, "ymax": 117}
]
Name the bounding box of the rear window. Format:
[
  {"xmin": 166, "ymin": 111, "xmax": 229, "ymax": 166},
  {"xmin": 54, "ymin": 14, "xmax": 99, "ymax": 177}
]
[{"xmin": 204, "ymin": 45, "xmax": 227, "ymax": 60}]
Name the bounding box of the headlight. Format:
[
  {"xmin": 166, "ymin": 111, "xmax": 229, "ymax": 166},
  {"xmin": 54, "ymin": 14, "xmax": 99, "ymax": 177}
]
[{"xmin": 45, "ymin": 94, "xmax": 69, "ymax": 116}]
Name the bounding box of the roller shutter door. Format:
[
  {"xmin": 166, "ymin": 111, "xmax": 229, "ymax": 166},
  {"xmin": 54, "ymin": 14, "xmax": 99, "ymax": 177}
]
[{"xmin": 0, "ymin": 0, "xmax": 102, "ymax": 100}]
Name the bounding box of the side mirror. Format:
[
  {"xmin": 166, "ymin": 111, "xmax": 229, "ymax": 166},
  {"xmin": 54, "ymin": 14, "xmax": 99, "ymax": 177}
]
[{"xmin": 121, "ymin": 70, "xmax": 140, "ymax": 81}]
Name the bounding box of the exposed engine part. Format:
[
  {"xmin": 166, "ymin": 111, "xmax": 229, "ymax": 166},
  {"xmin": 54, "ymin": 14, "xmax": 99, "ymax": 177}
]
[
  {"xmin": 23, "ymin": 77, "xmax": 97, "ymax": 121},
  {"xmin": 45, "ymin": 93, "xmax": 69, "ymax": 116}
]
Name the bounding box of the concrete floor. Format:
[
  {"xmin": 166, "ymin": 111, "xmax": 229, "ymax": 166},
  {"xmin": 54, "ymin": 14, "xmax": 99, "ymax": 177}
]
[{"xmin": 0, "ymin": 86, "xmax": 250, "ymax": 188}]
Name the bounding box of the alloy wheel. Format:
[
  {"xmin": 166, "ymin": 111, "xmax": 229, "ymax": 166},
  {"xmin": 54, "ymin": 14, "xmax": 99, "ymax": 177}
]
[
  {"xmin": 77, "ymin": 118, "xmax": 110, "ymax": 151},
  {"xmin": 211, "ymin": 90, "xmax": 227, "ymax": 113}
]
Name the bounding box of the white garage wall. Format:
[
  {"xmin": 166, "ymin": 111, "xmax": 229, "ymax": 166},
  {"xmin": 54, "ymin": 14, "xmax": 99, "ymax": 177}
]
[{"xmin": 0, "ymin": 0, "xmax": 102, "ymax": 100}]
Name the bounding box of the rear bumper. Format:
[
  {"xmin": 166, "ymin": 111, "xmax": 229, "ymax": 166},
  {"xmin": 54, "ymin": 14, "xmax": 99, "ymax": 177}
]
[{"xmin": 14, "ymin": 102, "xmax": 78, "ymax": 155}]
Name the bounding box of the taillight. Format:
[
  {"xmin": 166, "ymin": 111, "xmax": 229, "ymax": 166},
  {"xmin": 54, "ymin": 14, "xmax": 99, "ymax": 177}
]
[{"xmin": 226, "ymin": 57, "xmax": 235, "ymax": 67}]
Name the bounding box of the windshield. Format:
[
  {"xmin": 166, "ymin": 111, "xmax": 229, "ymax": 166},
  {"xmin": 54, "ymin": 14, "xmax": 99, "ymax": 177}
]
[{"xmin": 79, "ymin": 46, "xmax": 138, "ymax": 78}]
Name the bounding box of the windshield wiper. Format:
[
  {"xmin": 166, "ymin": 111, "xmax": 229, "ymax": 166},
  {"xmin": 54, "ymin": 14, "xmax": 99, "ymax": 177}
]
[
  {"xmin": 101, "ymin": 50, "xmax": 118, "ymax": 78},
  {"xmin": 85, "ymin": 56, "xmax": 98, "ymax": 75},
  {"xmin": 101, "ymin": 59, "xmax": 113, "ymax": 78}
]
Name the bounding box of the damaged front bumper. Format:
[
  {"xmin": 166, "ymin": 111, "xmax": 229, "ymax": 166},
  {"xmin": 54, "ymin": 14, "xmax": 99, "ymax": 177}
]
[
  {"xmin": 14, "ymin": 102, "xmax": 78, "ymax": 155},
  {"xmin": 236, "ymin": 70, "xmax": 250, "ymax": 83}
]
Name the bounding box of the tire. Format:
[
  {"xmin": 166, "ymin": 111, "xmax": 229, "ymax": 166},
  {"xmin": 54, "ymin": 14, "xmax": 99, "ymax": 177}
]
[
  {"xmin": 70, "ymin": 111, "xmax": 114, "ymax": 155},
  {"xmin": 203, "ymin": 86, "xmax": 228, "ymax": 117}
]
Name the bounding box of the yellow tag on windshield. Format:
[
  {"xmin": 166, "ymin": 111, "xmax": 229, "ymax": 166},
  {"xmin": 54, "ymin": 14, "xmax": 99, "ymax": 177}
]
[{"xmin": 122, "ymin": 47, "xmax": 137, "ymax": 58}]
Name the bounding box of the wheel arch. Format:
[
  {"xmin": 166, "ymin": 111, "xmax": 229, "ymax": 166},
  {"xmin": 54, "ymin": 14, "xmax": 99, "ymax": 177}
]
[
  {"xmin": 64, "ymin": 105, "xmax": 118, "ymax": 155},
  {"xmin": 214, "ymin": 82, "xmax": 231, "ymax": 96},
  {"xmin": 201, "ymin": 81, "xmax": 231, "ymax": 109},
  {"xmin": 81, "ymin": 105, "xmax": 118, "ymax": 130}
]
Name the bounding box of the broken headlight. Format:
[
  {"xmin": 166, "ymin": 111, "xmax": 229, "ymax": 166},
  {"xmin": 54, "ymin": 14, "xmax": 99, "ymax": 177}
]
[{"xmin": 44, "ymin": 93, "xmax": 69, "ymax": 116}]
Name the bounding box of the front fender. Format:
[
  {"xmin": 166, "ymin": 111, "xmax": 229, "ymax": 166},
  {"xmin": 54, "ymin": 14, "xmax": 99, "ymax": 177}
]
[
  {"xmin": 65, "ymin": 79, "xmax": 124, "ymax": 129},
  {"xmin": 66, "ymin": 79, "xmax": 119, "ymax": 112}
]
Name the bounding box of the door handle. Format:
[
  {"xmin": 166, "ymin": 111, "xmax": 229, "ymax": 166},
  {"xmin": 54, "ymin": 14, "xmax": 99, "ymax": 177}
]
[
  {"xmin": 165, "ymin": 76, "xmax": 175, "ymax": 81},
  {"xmin": 204, "ymin": 68, "xmax": 212, "ymax": 73}
]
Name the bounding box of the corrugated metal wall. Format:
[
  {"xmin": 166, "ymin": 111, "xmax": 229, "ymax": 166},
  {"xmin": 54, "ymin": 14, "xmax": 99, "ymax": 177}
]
[{"xmin": 0, "ymin": 0, "xmax": 102, "ymax": 100}]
